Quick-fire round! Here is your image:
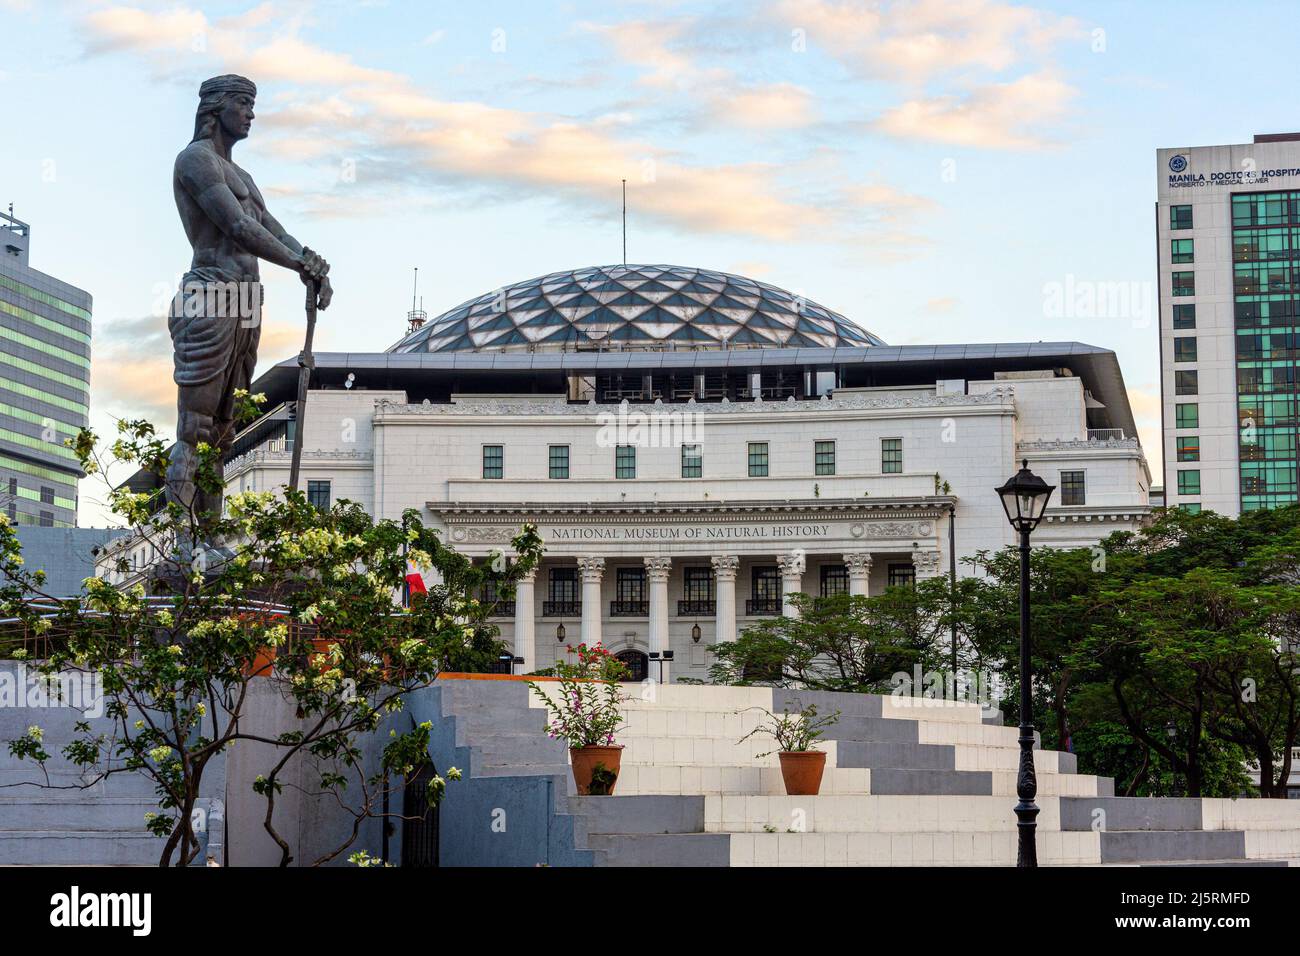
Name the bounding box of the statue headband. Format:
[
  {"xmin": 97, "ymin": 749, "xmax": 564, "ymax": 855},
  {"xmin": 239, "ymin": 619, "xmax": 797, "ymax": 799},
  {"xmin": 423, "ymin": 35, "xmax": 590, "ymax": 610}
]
[{"xmin": 198, "ymin": 75, "xmax": 257, "ymax": 99}]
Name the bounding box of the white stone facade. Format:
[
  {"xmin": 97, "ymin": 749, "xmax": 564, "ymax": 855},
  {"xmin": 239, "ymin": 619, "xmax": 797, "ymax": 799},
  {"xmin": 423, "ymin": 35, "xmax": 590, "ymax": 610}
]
[{"xmin": 163, "ymin": 366, "xmax": 1152, "ymax": 682}]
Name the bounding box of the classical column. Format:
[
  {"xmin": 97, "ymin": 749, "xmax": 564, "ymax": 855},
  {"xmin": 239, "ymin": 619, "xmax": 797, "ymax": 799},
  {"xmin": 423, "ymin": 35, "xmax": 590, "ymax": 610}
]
[
  {"xmin": 577, "ymin": 557, "xmax": 604, "ymax": 647},
  {"xmin": 844, "ymin": 553, "xmax": 873, "ymax": 597},
  {"xmin": 913, "ymin": 548, "xmax": 942, "ymax": 580},
  {"xmin": 777, "ymin": 551, "xmax": 806, "ymax": 619},
  {"xmin": 512, "ymin": 567, "xmax": 536, "ymax": 674},
  {"xmin": 711, "ymin": 555, "xmax": 739, "ymax": 643},
  {"xmin": 645, "ymin": 556, "xmax": 672, "ymax": 683}
]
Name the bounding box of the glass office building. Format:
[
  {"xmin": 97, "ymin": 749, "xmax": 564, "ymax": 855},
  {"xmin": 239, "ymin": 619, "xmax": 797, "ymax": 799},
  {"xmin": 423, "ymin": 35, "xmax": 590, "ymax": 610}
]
[
  {"xmin": 0, "ymin": 209, "xmax": 91, "ymax": 527},
  {"xmin": 1157, "ymin": 135, "xmax": 1300, "ymax": 515}
]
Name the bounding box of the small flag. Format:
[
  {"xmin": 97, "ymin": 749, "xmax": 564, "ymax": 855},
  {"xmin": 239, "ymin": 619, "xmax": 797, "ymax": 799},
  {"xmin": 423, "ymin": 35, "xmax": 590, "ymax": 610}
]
[{"xmin": 405, "ymin": 560, "xmax": 427, "ymax": 595}]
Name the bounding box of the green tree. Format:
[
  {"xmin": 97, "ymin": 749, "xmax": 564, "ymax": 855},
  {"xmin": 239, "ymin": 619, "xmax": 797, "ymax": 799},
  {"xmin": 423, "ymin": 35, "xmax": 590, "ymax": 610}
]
[
  {"xmin": 707, "ymin": 585, "xmax": 947, "ymax": 693},
  {"xmin": 2, "ymin": 417, "xmax": 541, "ymax": 865}
]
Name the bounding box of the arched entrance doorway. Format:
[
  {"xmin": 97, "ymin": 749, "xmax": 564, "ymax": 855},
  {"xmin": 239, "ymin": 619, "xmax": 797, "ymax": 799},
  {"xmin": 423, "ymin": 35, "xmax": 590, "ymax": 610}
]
[{"xmin": 616, "ymin": 650, "xmax": 648, "ymax": 682}]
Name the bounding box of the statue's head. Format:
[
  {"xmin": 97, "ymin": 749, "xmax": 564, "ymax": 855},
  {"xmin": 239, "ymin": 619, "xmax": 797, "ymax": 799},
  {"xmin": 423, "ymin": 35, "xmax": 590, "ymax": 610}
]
[{"xmin": 192, "ymin": 75, "xmax": 257, "ymax": 144}]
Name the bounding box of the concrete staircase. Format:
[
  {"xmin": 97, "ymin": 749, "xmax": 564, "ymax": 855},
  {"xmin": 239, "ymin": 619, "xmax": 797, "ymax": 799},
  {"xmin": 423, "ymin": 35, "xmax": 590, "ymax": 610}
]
[{"xmin": 434, "ymin": 679, "xmax": 1300, "ymax": 867}]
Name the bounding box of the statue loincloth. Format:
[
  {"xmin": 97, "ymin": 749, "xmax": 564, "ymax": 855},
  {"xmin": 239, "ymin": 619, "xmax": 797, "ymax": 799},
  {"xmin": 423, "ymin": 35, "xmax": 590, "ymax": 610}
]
[{"xmin": 168, "ymin": 267, "xmax": 263, "ymax": 393}]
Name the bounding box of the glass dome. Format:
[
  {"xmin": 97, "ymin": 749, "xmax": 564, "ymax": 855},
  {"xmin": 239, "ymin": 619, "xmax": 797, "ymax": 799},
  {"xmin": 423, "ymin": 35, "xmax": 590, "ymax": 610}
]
[{"xmin": 387, "ymin": 264, "xmax": 886, "ymax": 353}]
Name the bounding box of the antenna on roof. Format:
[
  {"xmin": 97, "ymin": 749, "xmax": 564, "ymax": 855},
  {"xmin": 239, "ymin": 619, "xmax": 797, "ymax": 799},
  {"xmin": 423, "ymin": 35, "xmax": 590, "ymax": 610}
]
[
  {"xmin": 407, "ymin": 267, "xmax": 426, "ymax": 333},
  {"xmin": 621, "ymin": 179, "xmax": 627, "ymax": 266}
]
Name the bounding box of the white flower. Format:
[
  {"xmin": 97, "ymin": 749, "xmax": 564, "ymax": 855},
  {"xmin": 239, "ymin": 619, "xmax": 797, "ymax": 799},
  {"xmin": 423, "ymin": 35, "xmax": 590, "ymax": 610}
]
[{"xmin": 25, "ymin": 725, "xmax": 43, "ymax": 742}]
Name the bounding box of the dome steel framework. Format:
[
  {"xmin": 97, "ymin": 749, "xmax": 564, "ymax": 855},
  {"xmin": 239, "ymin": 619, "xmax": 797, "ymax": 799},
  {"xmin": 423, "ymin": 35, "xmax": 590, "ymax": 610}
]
[{"xmin": 387, "ymin": 264, "xmax": 885, "ymax": 353}]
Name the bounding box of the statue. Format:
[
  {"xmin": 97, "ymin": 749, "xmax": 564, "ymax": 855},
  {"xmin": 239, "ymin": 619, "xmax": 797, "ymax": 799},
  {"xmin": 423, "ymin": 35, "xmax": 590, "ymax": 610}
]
[{"xmin": 167, "ymin": 75, "xmax": 332, "ymax": 522}]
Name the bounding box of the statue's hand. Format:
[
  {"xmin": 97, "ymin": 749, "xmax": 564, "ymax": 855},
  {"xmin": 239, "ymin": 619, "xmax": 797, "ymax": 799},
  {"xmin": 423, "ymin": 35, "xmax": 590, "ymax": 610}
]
[
  {"xmin": 316, "ymin": 275, "xmax": 333, "ymax": 311},
  {"xmin": 298, "ymin": 247, "xmax": 330, "ymax": 283}
]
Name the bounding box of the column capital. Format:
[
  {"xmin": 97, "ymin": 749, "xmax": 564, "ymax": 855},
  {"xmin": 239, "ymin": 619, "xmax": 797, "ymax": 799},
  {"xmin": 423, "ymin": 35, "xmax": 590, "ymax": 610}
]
[
  {"xmin": 777, "ymin": 551, "xmax": 806, "ymax": 576},
  {"xmin": 644, "ymin": 555, "xmax": 673, "ymax": 581},
  {"xmin": 843, "ymin": 552, "xmax": 873, "ymax": 575},
  {"xmin": 710, "ymin": 554, "xmax": 739, "ymax": 580},
  {"xmin": 577, "ymin": 557, "xmax": 605, "ymax": 582},
  {"xmin": 516, "ymin": 565, "xmax": 538, "ymax": 583},
  {"xmin": 913, "ymin": 548, "xmax": 942, "ymax": 576}
]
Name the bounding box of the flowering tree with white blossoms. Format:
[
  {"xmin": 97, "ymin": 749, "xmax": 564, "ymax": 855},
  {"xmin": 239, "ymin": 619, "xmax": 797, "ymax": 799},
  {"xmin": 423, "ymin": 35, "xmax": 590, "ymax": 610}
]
[{"xmin": 1, "ymin": 412, "xmax": 541, "ymax": 866}]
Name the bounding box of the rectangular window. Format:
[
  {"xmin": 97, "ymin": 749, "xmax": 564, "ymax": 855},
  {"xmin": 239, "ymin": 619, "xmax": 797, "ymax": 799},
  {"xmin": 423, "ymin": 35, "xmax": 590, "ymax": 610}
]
[
  {"xmin": 39, "ymin": 485, "xmax": 54, "ymax": 504},
  {"xmin": 38, "ymin": 511, "xmax": 53, "ymax": 527},
  {"xmin": 8, "ymin": 477, "xmax": 16, "ymax": 497},
  {"xmin": 681, "ymin": 443, "xmax": 702, "ymax": 478},
  {"xmin": 615, "ymin": 567, "xmax": 646, "ymax": 603},
  {"xmin": 1177, "ymin": 469, "xmax": 1201, "ymax": 496},
  {"xmin": 1172, "ymin": 304, "xmax": 1196, "ymax": 329},
  {"xmin": 1173, "ymin": 337, "xmax": 1198, "ymax": 363},
  {"xmin": 548, "ymin": 567, "xmax": 578, "ymax": 604},
  {"xmin": 306, "ymin": 479, "xmax": 330, "ymax": 511},
  {"xmin": 751, "ymin": 565, "xmax": 780, "ymax": 602},
  {"xmin": 1172, "ymin": 271, "xmax": 1195, "ymax": 296},
  {"xmin": 1179, "ymin": 503, "xmax": 1202, "ymax": 514},
  {"xmin": 887, "ymin": 564, "xmax": 916, "ymax": 588},
  {"xmin": 1175, "ymin": 403, "xmax": 1199, "ymax": 429},
  {"xmin": 1171, "ymin": 238, "xmax": 1194, "ymax": 263},
  {"xmin": 881, "ymin": 438, "xmax": 903, "ymax": 474},
  {"xmin": 1176, "ymin": 436, "xmax": 1200, "ymax": 461},
  {"xmin": 482, "ymin": 445, "xmax": 503, "ymax": 479},
  {"xmin": 748, "ymin": 442, "xmax": 769, "ymax": 477},
  {"xmin": 683, "ymin": 567, "xmax": 714, "ymax": 603},
  {"xmin": 548, "ymin": 445, "xmax": 569, "ymax": 479},
  {"xmin": 615, "ymin": 445, "xmax": 637, "ymax": 479},
  {"xmin": 1170, "ymin": 204, "xmax": 1193, "ymax": 230},
  {"xmin": 814, "ymin": 440, "xmax": 836, "ymax": 476},
  {"xmin": 1175, "ymin": 370, "xmax": 1198, "ymax": 395},
  {"xmin": 1060, "ymin": 470, "xmax": 1085, "ymax": 506},
  {"xmin": 819, "ymin": 564, "xmax": 849, "ymax": 597}
]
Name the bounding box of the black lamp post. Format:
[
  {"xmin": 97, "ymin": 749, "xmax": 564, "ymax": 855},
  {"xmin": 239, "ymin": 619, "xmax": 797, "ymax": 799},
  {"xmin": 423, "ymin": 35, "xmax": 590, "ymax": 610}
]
[{"xmin": 994, "ymin": 459, "xmax": 1055, "ymax": 868}]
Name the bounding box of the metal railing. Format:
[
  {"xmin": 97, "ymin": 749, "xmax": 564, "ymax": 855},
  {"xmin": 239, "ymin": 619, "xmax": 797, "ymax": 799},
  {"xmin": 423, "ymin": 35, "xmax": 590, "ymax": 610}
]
[
  {"xmin": 542, "ymin": 600, "xmax": 581, "ymax": 617},
  {"xmin": 677, "ymin": 600, "xmax": 716, "ymax": 616},
  {"xmin": 1087, "ymin": 428, "xmax": 1126, "ymax": 441},
  {"xmin": 745, "ymin": 598, "xmax": 781, "ymax": 616},
  {"xmin": 609, "ymin": 600, "xmax": 648, "ymax": 617}
]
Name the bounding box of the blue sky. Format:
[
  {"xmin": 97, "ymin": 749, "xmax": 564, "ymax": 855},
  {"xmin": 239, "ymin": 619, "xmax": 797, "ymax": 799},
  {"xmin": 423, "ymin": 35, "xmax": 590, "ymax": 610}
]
[{"xmin": 0, "ymin": 0, "xmax": 1292, "ymax": 520}]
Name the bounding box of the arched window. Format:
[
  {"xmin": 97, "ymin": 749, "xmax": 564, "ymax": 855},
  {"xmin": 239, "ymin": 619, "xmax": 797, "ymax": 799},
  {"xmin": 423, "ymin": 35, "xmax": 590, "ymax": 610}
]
[{"xmin": 615, "ymin": 650, "xmax": 648, "ymax": 683}]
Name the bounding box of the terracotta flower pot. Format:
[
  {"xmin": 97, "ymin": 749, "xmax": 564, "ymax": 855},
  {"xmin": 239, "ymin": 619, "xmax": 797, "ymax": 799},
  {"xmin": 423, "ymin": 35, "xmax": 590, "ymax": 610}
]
[
  {"xmin": 778, "ymin": 750, "xmax": 826, "ymax": 796},
  {"xmin": 570, "ymin": 745, "xmax": 623, "ymax": 795}
]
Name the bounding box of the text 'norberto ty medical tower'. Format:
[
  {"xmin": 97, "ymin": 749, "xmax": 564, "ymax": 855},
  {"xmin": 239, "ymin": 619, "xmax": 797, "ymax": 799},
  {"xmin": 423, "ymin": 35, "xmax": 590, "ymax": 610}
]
[
  {"xmin": 0, "ymin": 208, "xmax": 91, "ymax": 527},
  {"xmin": 1158, "ymin": 134, "xmax": 1300, "ymax": 516}
]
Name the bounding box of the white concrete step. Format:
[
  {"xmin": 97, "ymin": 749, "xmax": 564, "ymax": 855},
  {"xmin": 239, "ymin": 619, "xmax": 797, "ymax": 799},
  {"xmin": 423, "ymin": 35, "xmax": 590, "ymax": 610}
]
[
  {"xmin": 621, "ymin": 735, "xmax": 839, "ymax": 768},
  {"xmin": 704, "ymin": 794, "xmax": 1059, "ymax": 833},
  {"xmin": 728, "ymin": 830, "xmax": 1102, "ymax": 866},
  {"xmin": 616, "ymin": 764, "xmax": 869, "ymax": 796}
]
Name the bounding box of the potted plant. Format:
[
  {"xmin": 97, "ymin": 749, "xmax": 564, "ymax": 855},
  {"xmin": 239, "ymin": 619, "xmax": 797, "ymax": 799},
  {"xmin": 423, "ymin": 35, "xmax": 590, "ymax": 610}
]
[
  {"xmin": 737, "ymin": 703, "xmax": 840, "ymax": 795},
  {"xmin": 528, "ymin": 643, "xmax": 630, "ymax": 795}
]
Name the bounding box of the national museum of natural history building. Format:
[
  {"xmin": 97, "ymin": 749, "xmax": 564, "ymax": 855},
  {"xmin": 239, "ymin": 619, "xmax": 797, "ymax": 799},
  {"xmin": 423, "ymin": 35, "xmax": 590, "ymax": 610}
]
[{"xmin": 104, "ymin": 264, "xmax": 1153, "ymax": 682}]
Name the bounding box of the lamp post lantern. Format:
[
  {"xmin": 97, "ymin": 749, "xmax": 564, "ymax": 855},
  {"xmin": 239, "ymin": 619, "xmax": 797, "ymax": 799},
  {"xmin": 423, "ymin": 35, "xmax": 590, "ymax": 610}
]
[{"xmin": 994, "ymin": 459, "xmax": 1055, "ymax": 868}]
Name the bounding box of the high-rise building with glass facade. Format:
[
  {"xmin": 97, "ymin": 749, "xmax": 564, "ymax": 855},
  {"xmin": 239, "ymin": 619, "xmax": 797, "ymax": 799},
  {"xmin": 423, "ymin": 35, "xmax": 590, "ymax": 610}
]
[
  {"xmin": 0, "ymin": 209, "xmax": 91, "ymax": 527},
  {"xmin": 1157, "ymin": 135, "xmax": 1300, "ymax": 516}
]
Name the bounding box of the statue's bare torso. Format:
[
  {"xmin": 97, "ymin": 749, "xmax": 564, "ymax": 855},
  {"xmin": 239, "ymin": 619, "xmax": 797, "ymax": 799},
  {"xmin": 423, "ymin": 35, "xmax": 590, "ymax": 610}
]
[{"xmin": 174, "ymin": 141, "xmax": 267, "ymax": 282}]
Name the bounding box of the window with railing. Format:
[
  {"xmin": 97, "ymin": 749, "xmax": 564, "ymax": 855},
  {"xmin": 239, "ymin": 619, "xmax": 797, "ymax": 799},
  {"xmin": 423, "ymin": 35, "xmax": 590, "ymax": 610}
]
[
  {"xmin": 820, "ymin": 564, "xmax": 848, "ymax": 597},
  {"xmin": 544, "ymin": 568, "xmax": 579, "ymax": 616},
  {"xmin": 678, "ymin": 566, "xmax": 715, "ymax": 615},
  {"xmin": 611, "ymin": 567, "xmax": 647, "ymax": 616},
  {"xmin": 747, "ymin": 565, "xmax": 781, "ymax": 615}
]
